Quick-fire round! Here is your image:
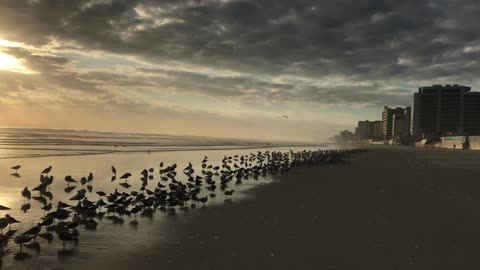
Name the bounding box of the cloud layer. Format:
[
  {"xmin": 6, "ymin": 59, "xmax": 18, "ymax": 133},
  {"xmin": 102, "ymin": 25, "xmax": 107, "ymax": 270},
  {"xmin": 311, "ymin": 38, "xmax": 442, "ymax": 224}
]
[{"xmin": 0, "ymin": 0, "xmax": 479, "ymax": 140}]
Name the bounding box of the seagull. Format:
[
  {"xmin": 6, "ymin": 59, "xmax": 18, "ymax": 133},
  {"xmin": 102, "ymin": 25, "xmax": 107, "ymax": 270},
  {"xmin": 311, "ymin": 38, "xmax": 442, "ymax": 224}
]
[
  {"xmin": 282, "ymin": 115, "xmax": 288, "ymax": 119},
  {"xmin": 120, "ymin": 173, "xmax": 132, "ymax": 180},
  {"xmin": 21, "ymin": 187, "xmax": 31, "ymax": 200}
]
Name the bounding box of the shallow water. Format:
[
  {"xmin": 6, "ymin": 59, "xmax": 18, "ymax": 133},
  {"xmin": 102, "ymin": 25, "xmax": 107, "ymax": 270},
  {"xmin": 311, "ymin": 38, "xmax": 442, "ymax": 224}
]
[
  {"xmin": 0, "ymin": 128, "xmax": 323, "ymax": 159},
  {"xmin": 0, "ymin": 143, "xmax": 339, "ymax": 269}
]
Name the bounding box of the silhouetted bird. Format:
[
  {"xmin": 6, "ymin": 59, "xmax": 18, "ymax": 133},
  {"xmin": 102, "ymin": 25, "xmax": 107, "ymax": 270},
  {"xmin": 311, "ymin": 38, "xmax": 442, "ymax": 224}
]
[
  {"xmin": 41, "ymin": 166, "xmax": 52, "ymax": 175},
  {"xmin": 21, "ymin": 187, "xmax": 31, "ymax": 200},
  {"xmin": 11, "ymin": 165, "xmax": 21, "ymax": 172},
  {"xmin": 64, "ymin": 175, "xmax": 77, "ymax": 186},
  {"xmin": 120, "ymin": 173, "xmax": 132, "ymax": 180}
]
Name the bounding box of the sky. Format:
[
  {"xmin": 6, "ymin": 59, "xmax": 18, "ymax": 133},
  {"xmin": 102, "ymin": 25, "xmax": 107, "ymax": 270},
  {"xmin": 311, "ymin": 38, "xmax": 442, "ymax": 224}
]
[{"xmin": 0, "ymin": 0, "xmax": 479, "ymax": 142}]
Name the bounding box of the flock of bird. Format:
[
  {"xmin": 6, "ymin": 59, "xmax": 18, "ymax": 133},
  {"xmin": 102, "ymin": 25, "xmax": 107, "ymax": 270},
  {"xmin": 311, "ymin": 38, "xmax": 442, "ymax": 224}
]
[{"xmin": 0, "ymin": 148, "xmax": 361, "ymax": 267}]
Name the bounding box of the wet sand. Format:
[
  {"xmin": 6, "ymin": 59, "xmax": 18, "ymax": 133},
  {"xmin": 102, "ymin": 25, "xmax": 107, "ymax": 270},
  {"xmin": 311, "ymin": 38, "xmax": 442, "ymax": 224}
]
[{"xmin": 61, "ymin": 146, "xmax": 480, "ymax": 270}]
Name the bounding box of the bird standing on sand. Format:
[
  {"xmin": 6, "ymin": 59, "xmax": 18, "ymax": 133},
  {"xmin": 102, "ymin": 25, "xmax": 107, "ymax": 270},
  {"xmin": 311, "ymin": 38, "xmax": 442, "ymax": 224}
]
[
  {"xmin": 41, "ymin": 166, "xmax": 52, "ymax": 175},
  {"xmin": 120, "ymin": 173, "xmax": 132, "ymax": 180},
  {"xmin": 23, "ymin": 223, "xmax": 42, "ymax": 239},
  {"xmin": 64, "ymin": 175, "xmax": 77, "ymax": 186},
  {"xmin": 11, "ymin": 165, "xmax": 21, "ymax": 172},
  {"xmin": 21, "ymin": 187, "xmax": 31, "ymax": 200},
  {"xmin": 14, "ymin": 235, "xmax": 32, "ymax": 251},
  {"xmin": 5, "ymin": 214, "xmax": 20, "ymax": 229},
  {"xmin": 224, "ymin": 190, "xmax": 235, "ymax": 197}
]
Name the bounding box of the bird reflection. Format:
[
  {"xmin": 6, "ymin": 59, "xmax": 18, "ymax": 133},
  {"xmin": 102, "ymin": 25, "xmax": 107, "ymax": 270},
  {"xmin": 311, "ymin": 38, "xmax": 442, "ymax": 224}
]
[
  {"xmin": 32, "ymin": 196, "xmax": 47, "ymax": 206},
  {"xmin": 13, "ymin": 251, "xmax": 30, "ymax": 261},
  {"xmin": 25, "ymin": 242, "xmax": 41, "ymax": 254},
  {"xmin": 64, "ymin": 186, "xmax": 76, "ymax": 193},
  {"xmin": 42, "ymin": 191, "xmax": 53, "ymax": 200},
  {"xmin": 21, "ymin": 203, "xmax": 31, "ymax": 213},
  {"xmin": 10, "ymin": 173, "xmax": 21, "ymax": 178}
]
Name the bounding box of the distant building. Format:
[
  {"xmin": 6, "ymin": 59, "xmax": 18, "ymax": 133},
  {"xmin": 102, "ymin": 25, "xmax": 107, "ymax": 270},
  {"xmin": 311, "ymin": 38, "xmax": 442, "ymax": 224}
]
[
  {"xmin": 382, "ymin": 106, "xmax": 411, "ymax": 140},
  {"xmin": 372, "ymin": 121, "xmax": 383, "ymax": 138},
  {"xmin": 334, "ymin": 130, "xmax": 354, "ymax": 143},
  {"xmin": 356, "ymin": 121, "xmax": 372, "ymax": 139},
  {"xmin": 355, "ymin": 120, "xmax": 382, "ymax": 140},
  {"xmin": 412, "ymin": 84, "xmax": 480, "ymax": 138}
]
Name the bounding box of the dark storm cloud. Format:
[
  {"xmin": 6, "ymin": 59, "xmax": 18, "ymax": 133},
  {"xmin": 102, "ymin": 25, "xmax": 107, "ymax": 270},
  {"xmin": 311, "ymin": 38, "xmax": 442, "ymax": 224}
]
[{"xmin": 1, "ymin": 0, "xmax": 480, "ymax": 107}]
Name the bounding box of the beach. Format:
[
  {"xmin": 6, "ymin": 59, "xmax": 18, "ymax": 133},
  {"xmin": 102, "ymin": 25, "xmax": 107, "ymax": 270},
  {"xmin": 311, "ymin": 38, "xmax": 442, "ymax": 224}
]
[
  {"xmin": 56, "ymin": 146, "xmax": 480, "ymax": 270},
  {"xmin": 4, "ymin": 146, "xmax": 480, "ymax": 269}
]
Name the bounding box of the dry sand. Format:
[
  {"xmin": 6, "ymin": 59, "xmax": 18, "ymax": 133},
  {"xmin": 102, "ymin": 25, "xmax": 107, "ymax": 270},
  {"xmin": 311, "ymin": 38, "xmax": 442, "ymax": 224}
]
[{"xmin": 68, "ymin": 146, "xmax": 480, "ymax": 270}]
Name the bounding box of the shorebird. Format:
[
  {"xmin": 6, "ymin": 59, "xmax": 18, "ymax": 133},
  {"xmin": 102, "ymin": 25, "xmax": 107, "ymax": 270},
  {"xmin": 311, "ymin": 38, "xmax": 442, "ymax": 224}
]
[
  {"xmin": 14, "ymin": 235, "xmax": 32, "ymax": 251},
  {"xmin": 120, "ymin": 173, "xmax": 132, "ymax": 180},
  {"xmin": 42, "ymin": 203, "xmax": 52, "ymax": 213},
  {"xmin": 87, "ymin": 173, "xmax": 93, "ymax": 183},
  {"xmin": 41, "ymin": 166, "xmax": 52, "ymax": 175},
  {"xmin": 11, "ymin": 165, "xmax": 21, "ymax": 172},
  {"xmin": 224, "ymin": 190, "xmax": 235, "ymax": 197},
  {"xmin": 0, "ymin": 219, "xmax": 8, "ymax": 233},
  {"xmin": 58, "ymin": 229, "xmax": 78, "ymax": 248},
  {"xmin": 70, "ymin": 190, "xmax": 86, "ymax": 201},
  {"xmin": 21, "ymin": 187, "xmax": 31, "ymax": 201},
  {"xmin": 23, "ymin": 223, "xmax": 42, "ymax": 239},
  {"xmin": 5, "ymin": 214, "xmax": 20, "ymax": 230},
  {"xmin": 64, "ymin": 175, "xmax": 77, "ymax": 186},
  {"xmin": 80, "ymin": 177, "xmax": 87, "ymax": 186}
]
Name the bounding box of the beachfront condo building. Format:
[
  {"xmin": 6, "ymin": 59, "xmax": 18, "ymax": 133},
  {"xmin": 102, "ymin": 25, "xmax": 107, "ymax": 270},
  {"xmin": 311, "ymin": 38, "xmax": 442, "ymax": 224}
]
[
  {"xmin": 412, "ymin": 84, "xmax": 480, "ymax": 138},
  {"xmin": 381, "ymin": 106, "xmax": 411, "ymax": 140}
]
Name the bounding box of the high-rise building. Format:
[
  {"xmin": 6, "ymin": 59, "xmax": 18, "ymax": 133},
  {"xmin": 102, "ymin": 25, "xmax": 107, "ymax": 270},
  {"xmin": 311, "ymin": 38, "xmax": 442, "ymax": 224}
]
[
  {"xmin": 412, "ymin": 84, "xmax": 480, "ymax": 138},
  {"xmin": 382, "ymin": 106, "xmax": 411, "ymax": 139}
]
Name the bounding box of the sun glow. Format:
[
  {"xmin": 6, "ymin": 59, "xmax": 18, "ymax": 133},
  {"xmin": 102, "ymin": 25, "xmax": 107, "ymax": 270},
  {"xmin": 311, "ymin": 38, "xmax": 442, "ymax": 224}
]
[
  {"xmin": 0, "ymin": 52, "xmax": 19, "ymax": 70},
  {"xmin": 0, "ymin": 52, "xmax": 33, "ymax": 74}
]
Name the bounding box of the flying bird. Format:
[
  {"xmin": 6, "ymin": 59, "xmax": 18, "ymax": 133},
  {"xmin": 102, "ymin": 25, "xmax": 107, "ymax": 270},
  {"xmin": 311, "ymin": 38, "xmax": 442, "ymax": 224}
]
[{"xmin": 282, "ymin": 115, "xmax": 288, "ymax": 119}]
